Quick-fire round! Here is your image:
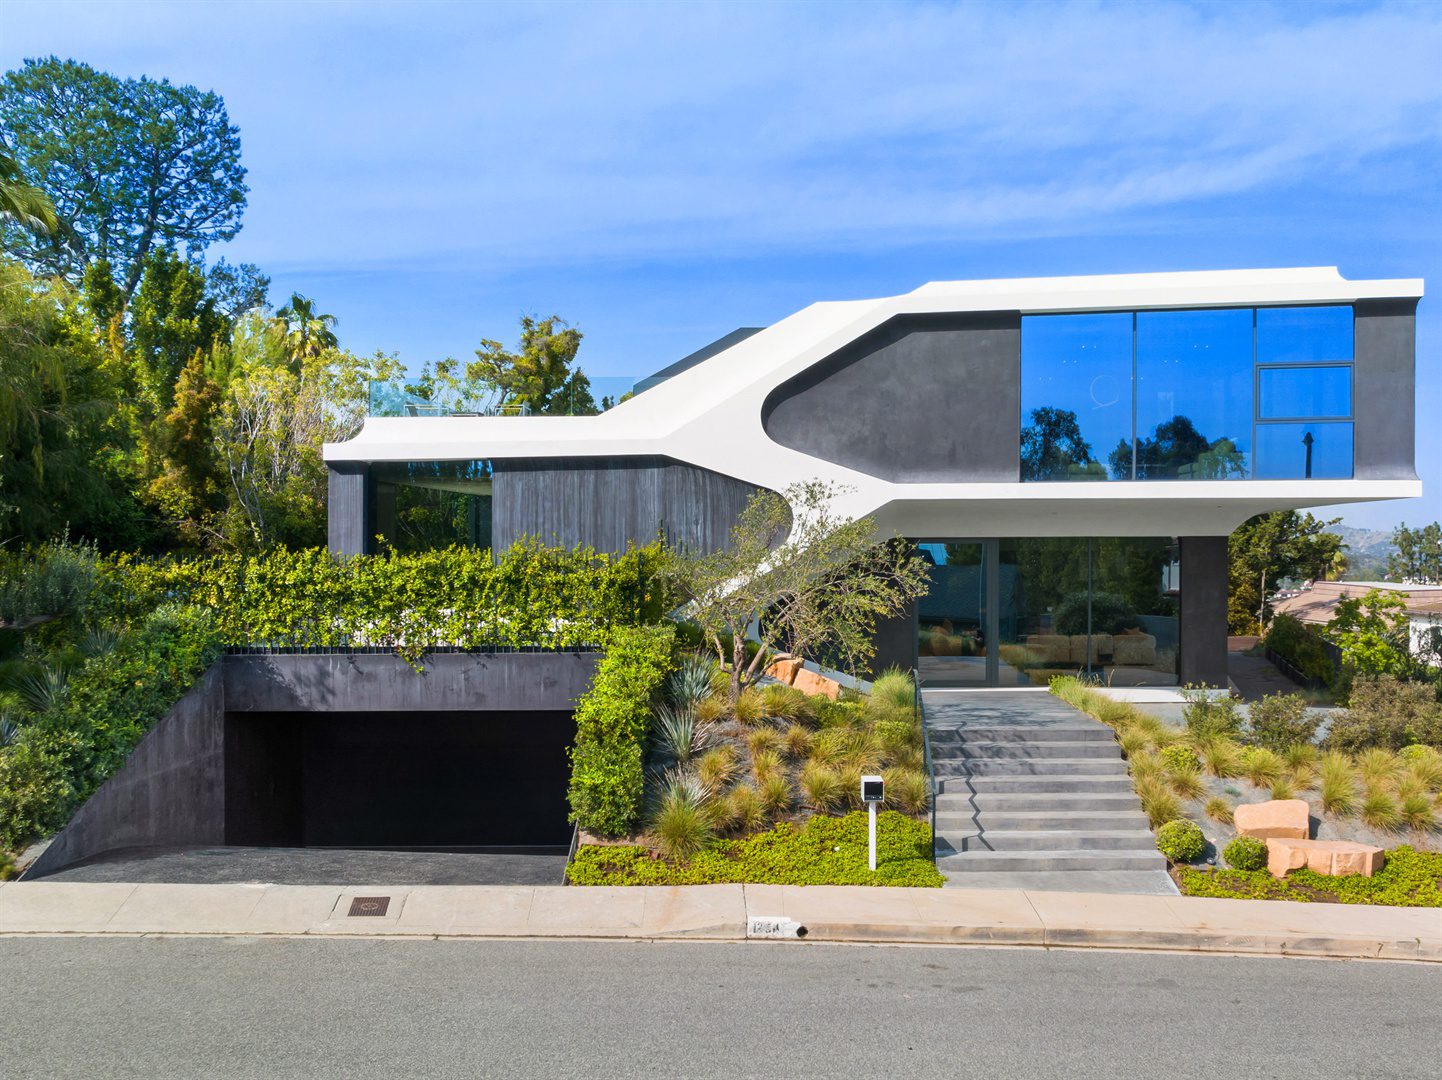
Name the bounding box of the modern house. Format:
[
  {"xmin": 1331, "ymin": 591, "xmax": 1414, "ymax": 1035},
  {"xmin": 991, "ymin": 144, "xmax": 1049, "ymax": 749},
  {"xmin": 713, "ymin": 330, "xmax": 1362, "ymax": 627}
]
[
  {"xmin": 324, "ymin": 267, "xmax": 1424, "ymax": 689},
  {"xmin": 1274, "ymin": 580, "xmax": 1442, "ymax": 662}
]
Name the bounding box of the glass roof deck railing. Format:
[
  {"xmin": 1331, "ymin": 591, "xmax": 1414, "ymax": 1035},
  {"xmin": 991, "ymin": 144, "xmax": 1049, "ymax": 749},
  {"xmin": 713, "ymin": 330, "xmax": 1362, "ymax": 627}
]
[{"xmin": 368, "ymin": 376, "xmax": 641, "ymax": 418}]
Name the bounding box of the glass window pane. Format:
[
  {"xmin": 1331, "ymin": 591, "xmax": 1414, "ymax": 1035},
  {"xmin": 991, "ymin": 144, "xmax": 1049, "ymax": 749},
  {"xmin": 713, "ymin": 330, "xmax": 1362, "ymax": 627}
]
[
  {"xmin": 1020, "ymin": 313, "xmax": 1133, "ymax": 481},
  {"xmin": 1258, "ymin": 366, "xmax": 1352, "ymax": 419},
  {"xmin": 1135, "ymin": 309, "xmax": 1252, "ymax": 479},
  {"xmin": 1256, "ymin": 305, "xmax": 1353, "ymax": 362},
  {"xmin": 917, "ymin": 542, "xmax": 988, "ymax": 686},
  {"xmin": 1255, "ymin": 422, "xmax": 1353, "ymax": 479}
]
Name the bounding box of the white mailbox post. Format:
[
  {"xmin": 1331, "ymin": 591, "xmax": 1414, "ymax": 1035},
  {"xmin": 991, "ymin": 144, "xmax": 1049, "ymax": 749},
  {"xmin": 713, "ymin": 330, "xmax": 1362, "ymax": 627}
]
[{"xmin": 860, "ymin": 774, "xmax": 884, "ymax": 871}]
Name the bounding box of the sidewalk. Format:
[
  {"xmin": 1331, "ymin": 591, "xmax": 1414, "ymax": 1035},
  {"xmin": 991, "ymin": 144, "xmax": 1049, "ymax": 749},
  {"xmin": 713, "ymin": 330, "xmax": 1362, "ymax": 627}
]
[{"xmin": 3, "ymin": 880, "xmax": 1437, "ymax": 961}]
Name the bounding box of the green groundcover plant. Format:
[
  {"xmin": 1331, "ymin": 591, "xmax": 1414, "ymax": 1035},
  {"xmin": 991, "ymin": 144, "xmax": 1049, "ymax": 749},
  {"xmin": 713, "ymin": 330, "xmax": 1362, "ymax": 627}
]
[
  {"xmin": 1176, "ymin": 846, "xmax": 1441, "ymax": 907},
  {"xmin": 567, "ymin": 810, "xmax": 942, "ymax": 887}
]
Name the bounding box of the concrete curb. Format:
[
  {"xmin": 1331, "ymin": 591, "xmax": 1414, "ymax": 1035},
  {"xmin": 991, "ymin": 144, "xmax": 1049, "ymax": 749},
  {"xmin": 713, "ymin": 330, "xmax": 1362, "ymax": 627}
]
[{"xmin": 1, "ymin": 881, "xmax": 1437, "ymax": 962}]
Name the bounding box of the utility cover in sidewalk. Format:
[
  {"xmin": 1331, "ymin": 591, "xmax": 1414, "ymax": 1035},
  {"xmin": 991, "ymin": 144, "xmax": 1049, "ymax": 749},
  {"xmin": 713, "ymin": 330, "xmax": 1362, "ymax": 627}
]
[{"xmin": 348, "ymin": 896, "xmax": 391, "ymax": 917}]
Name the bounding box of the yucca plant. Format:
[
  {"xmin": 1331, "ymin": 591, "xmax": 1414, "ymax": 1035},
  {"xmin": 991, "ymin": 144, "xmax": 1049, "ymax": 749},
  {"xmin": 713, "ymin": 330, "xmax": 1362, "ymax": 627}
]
[
  {"xmin": 758, "ymin": 773, "xmax": 792, "ymax": 816},
  {"xmin": 653, "ymin": 705, "xmax": 709, "ymax": 764},
  {"xmin": 1169, "ymin": 766, "xmax": 1206, "ymax": 801},
  {"xmin": 696, "ymin": 745, "xmax": 740, "ymax": 792},
  {"xmin": 79, "ymin": 625, "xmax": 120, "ymax": 658},
  {"xmin": 1136, "ymin": 776, "xmax": 1181, "ymax": 829},
  {"xmin": 1204, "ymin": 795, "xmax": 1234, "ymax": 824},
  {"xmin": 800, "ymin": 762, "xmax": 846, "ymax": 812},
  {"xmin": 1319, "ymin": 753, "xmax": 1359, "ymax": 816},
  {"xmin": 15, "ymin": 665, "xmax": 69, "ymax": 714},
  {"xmin": 1359, "ymin": 788, "xmax": 1403, "ymax": 832},
  {"xmin": 668, "ymin": 653, "xmax": 722, "ymax": 710},
  {"xmin": 0, "ymin": 711, "xmax": 20, "ymax": 748}
]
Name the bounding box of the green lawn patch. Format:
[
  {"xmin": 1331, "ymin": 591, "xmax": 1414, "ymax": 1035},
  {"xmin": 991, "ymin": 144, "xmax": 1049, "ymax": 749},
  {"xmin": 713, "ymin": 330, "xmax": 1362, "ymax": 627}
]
[
  {"xmin": 567, "ymin": 810, "xmax": 943, "ymax": 887},
  {"xmin": 1176, "ymin": 846, "xmax": 1442, "ymax": 907}
]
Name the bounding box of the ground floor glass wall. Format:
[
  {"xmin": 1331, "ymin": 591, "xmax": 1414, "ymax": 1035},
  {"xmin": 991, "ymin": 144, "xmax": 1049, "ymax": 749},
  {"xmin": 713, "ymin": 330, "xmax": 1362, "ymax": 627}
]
[{"xmin": 918, "ymin": 537, "xmax": 1179, "ymax": 687}]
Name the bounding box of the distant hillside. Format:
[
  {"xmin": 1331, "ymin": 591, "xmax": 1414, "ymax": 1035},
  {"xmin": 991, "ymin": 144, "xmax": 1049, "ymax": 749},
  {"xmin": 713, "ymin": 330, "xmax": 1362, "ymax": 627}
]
[{"xmin": 1328, "ymin": 524, "xmax": 1396, "ymax": 580}]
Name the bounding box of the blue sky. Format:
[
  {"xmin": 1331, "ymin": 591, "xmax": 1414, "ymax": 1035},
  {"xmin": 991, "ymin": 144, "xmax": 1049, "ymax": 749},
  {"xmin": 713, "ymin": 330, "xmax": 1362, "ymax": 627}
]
[{"xmin": 5, "ymin": 0, "xmax": 1440, "ymax": 529}]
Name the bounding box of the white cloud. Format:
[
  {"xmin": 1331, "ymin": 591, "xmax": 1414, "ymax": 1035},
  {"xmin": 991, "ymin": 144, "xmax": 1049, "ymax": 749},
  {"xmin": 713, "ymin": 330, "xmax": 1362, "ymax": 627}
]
[{"xmin": 5, "ymin": 0, "xmax": 1440, "ymax": 270}]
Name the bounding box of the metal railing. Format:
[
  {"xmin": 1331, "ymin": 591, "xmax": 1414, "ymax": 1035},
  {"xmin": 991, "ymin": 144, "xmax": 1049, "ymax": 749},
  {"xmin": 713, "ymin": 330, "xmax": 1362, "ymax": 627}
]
[{"xmin": 915, "ymin": 668, "xmax": 938, "ymax": 866}]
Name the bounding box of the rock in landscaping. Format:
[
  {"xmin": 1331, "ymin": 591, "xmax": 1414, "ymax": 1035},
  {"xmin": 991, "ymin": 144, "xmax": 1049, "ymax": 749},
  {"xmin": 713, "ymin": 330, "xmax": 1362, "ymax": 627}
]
[
  {"xmin": 765, "ymin": 654, "xmax": 803, "ymax": 685},
  {"xmin": 1233, "ymin": 799, "xmax": 1310, "ymax": 840},
  {"xmin": 1265, "ymin": 838, "xmax": 1385, "ymax": 879},
  {"xmin": 791, "ymin": 667, "xmax": 841, "ymax": 700}
]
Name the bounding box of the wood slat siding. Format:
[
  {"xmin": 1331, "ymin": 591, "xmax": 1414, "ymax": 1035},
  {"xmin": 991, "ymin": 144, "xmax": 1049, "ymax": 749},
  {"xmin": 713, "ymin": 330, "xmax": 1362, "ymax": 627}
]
[{"xmin": 491, "ymin": 456, "xmax": 768, "ymax": 554}]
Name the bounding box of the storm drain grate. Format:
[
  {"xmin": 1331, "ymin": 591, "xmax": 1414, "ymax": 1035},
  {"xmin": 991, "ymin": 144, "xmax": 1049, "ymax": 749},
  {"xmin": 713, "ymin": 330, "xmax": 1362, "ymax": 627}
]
[{"xmin": 347, "ymin": 896, "xmax": 391, "ymax": 917}]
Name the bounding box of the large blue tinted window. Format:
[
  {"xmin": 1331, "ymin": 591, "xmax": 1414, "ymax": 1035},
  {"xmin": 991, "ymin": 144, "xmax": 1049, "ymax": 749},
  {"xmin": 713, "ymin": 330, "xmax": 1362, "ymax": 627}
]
[
  {"xmin": 1020, "ymin": 313, "xmax": 1133, "ymax": 480},
  {"xmin": 1259, "ymin": 366, "xmax": 1351, "ymax": 419},
  {"xmin": 1255, "ymin": 423, "xmax": 1353, "ymax": 479},
  {"xmin": 1256, "ymin": 306, "xmax": 1353, "ymax": 362},
  {"xmin": 1134, "ymin": 309, "xmax": 1252, "ymax": 479}
]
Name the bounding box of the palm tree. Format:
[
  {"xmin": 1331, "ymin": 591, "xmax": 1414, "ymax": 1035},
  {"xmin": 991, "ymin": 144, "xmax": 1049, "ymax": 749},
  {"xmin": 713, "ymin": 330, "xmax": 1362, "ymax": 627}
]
[
  {"xmin": 273, "ymin": 292, "xmax": 339, "ymax": 365},
  {"xmin": 0, "ymin": 149, "xmax": 57, "ymax": 234}
]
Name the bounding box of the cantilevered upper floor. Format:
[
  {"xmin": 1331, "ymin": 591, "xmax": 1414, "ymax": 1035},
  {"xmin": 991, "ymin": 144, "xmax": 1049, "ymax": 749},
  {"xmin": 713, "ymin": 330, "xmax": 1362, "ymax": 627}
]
[{"xmin": 324, "ymin": 267, "xmax": 1424, "ymax": 549}]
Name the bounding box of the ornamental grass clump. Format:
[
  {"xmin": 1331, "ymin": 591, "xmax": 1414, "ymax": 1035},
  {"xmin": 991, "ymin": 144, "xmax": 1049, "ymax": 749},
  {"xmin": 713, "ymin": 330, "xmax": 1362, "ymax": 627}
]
[
  {"xmin": 800, "ymin": 762, "xmax": 846, "ymax": 812},
  {"xmin": 1400, "ymin": 748, "xmax": 1442, "ymax": 793},
  {"xmin": 745, "ymin": 726, "xmax": 783, "ymax": 759},
  {"xmin": 1118, "ymin": 727, "xmax": 1150, "ymax": 759},
  {"xmin": 1360, "ymin": 788, "xmax": 1403, "ymax": 832},
  {"xmin": 1395, "ymin": 775, "xmax": 1438, "ymax": 832},
  {"xmin": 1155, "ymin": 819, "xmax": 1206, "ymax": 863},
  {"xmin": 720, "ymin": 785, "xmax": 766, "ymax": 833},
  {"xmin": 750, "ymin": 749, "xmax": 784, "ymax": 783},
  {"xmin": 1357, "ymin": 747, "xmax": 1401, "ymax": 791},
  {"xmin": 1204, "ymin": 796, "xmax": 1234, "ymax": 824},
  {"xmin": 1169, "ymin": 766, "xmax": 1206, "ymax": 801},
  {"xmin": 1136, "ymin": 776, "xmax": 1181, "ymax": 829},
  {"xmin": 781, "ymin": 723, "xmax": 812, "ymax": 760},
  {"xmin": 1127, "ymin": 751, "xmax": 1167, "ymax": 785},
  {"xmin": 732, "ymin": 688, "xmax": 765, "ymax": 726},
  {"xmin": 1268, "ymin": 776, "xmax": 1297, "ymax": 801},
  {"xmin": 869, "ymin": 668, "xmax": 916, "ymax": 713},
  {"xmin": 1240, "ymin": 747, "xmax": 1283, "ymax": 788},
  {"xmin": 1193, "ymin": 733, "xmax": 1244, "ymax": 778},
  {"xmin": 760, "ymin": 683, "xmax": 811, "ymax": 723},
  {"xmin": 650, "ymin": 772, "xmax": 715, "ymax": 861},
  {"xmin": 758, "ymin": 773, "xmax": 792, "ymax": 817},
  {"xmin": 696, "ymin": 745, "xmax": 740, "ymax": 792},
  {"xmin": 885, "ymin": 768, "xmax": 931, "ymax": 815},
  {"xmin": 1319, "ymin": 753, "xmax": 1359, "ymax": 817}
]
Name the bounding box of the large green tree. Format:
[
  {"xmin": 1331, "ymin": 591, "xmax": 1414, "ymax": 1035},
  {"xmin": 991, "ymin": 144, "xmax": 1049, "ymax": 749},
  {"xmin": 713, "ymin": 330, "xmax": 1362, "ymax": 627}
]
[
  {"xmin": 468, "ymin": 315, "xmax": 596, "ymax": 415},
  {"xmin": 0, "ymin": 57, "xmax": 247, "ymax": 297},
  {"xmin": 1228, "ymin": 510, "xmax": 1345, "ymax": 634},
  {"xmin": 1387, "ymin": 521, "xmax": 1442, "ymax": 584}
]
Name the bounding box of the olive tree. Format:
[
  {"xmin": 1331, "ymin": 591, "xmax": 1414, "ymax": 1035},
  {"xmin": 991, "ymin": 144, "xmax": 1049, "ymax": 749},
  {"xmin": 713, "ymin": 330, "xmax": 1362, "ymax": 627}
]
[{"xmin": 673, "ymin": 481, "xmax": 930, "ymax": 698}]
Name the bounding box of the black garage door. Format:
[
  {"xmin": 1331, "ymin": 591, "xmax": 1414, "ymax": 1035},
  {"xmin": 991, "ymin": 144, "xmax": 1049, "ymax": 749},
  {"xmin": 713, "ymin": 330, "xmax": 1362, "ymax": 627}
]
[{"xmin": 225, "ymin": 711, "xmax": 576, "ymax": 848}]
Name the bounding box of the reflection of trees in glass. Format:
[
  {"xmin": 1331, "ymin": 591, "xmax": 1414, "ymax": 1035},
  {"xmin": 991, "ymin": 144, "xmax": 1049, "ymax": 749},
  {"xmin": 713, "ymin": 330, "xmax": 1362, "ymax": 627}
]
[
  {"xmin": 1009, "ymin": 537, "xmax": 1174, "ymax": 632},
  {"xmin": 1020, "ymin": 407, "xmax": 1108, "ymax": 481},
  {"xmin": 1110, "ymin": 415, "xmax": 1247, "ymax": 480}
]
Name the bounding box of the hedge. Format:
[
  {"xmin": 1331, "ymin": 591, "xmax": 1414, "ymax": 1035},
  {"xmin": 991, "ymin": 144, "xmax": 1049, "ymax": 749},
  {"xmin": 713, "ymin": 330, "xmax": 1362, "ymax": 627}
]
[
  {"xmin": 92, "ymin": 540, "xmax": 669, "ymax": 658},
  {"xmin": 567, "ymin": 811, "xmax": 943, "ymax": 886},
  {"xmin": 0, "ymin": 604, "xmax": 222, "ymax": 850},
  {"xmin": 567, "ymin": 623, "xmax": 675, "ymax": 836}
]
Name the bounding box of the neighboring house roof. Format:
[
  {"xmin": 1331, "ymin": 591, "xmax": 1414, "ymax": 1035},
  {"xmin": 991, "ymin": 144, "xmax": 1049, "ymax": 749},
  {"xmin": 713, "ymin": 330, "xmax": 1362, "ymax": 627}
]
[
  {"xmin": 1273, "ymin": 581, "xmax": 1442, "ymax": 625},
  {"xmin": 325, "ymin": 266, "xmax": 1425, "ymax": 539}
]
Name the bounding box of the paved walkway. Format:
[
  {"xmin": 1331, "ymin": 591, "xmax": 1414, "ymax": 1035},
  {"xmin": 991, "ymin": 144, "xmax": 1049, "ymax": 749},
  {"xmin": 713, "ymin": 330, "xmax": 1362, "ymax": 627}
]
[
  {"xmin": 32, "ymin": 846, "xmax": 569, "ymax": 886},
  {"xmin": 1228, "ymin": 650, "xmax": 1310, "ymax": 701},
  {"xmin": 3, "ymin": 881, "xmax": 1435, "ymax": 961}
]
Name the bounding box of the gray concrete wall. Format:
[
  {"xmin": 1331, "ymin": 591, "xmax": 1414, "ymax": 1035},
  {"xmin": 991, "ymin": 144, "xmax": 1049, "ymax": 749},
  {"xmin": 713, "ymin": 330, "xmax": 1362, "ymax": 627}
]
[
  {"xmin": 761, "ymin": 313, "xmax": 1023, "ymax": 482},
  {"xmin": 25, "ymin": 665, "xmax": 227, "ymax": 878},
  {"xmin": 1353, "ymin": 299, "xmax": 1419, "ymax": 481},
  {"xmin": 491, "ymin": 455, "xmax": 769, "ymax": 554},
  {"xmin": 25, "ymin": 651, "xmax": 601, "ymax": 877},
  {"xmin": 1178, "ymin": 536, "xmax": 1229, "ymax": 687},
  {"xmin": 223, "ymin": 651, "xmax": 600, "ymax": 713}
]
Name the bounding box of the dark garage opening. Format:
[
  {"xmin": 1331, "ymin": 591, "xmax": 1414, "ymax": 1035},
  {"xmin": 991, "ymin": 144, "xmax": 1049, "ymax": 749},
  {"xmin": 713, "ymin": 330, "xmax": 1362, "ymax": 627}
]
[{"xmin": 225, "ymin": 711, "xmax": 577, "ymax": 849}]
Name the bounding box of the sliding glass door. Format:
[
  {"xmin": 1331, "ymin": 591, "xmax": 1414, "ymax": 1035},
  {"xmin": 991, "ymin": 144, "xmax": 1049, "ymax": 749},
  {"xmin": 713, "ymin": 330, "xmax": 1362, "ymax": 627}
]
[{"xmin": 916, "ymin": 541, "xmax": 991, "ymax": 686}]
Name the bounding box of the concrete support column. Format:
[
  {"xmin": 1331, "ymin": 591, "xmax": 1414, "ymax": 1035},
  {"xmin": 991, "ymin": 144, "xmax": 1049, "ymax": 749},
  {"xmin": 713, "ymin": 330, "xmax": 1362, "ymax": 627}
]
[
  {"xmin": 327, "ymin": 463, "xmax": 371, "ymax": 556},
  {"xmin": 869, "ymin": 597, "xmax": 919, "ymax": 678},
  {"xmin": 1178, "ymin": 535, "xmax": 1229, "ymax": 688},
  {"xmin": 373, "ymin": 481, "xmax": 398, "ymax": 548}
]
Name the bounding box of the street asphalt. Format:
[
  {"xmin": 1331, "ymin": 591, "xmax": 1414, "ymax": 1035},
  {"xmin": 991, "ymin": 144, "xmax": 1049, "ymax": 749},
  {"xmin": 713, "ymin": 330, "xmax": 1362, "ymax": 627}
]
[{"xmin": 0, "ymin": 937, "xmax": 1434, "ymax": 1078}]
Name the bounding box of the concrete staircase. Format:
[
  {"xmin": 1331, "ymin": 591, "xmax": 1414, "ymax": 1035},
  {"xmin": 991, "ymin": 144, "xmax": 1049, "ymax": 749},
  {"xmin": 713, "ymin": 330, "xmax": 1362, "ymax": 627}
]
[{"xmin": 924, "ymin": 690, "xmax": 1172, "ymax": 894}]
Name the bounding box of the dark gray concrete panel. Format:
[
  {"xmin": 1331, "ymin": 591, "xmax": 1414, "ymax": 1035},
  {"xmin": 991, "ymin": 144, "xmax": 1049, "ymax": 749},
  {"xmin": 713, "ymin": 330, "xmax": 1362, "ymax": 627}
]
[
  {"xmin": 491, "ymin": 456, "xmax": 769, "ymax": 554},
  {"xmin": 762, "ymin": 312, "xmax": 1023, "ymax": 482},
  {"xmin": 223, "ymin": 651, "xmax": 601, "ymax": 713},
  {"xmin": 870, "ymin": 598, "xmax": 918, "ymax": 677},
  {"xmin": 327, "ymin": 463, "xmax": 371, "ymax": 556},
  {"xmin": 1353, "ymin": 299, "xmax": 1419, "ymax": 480},
  {"xmin": 24, "ymin": 666, "xmax": 227, "ymax": 879},
  {"xmin": 1178, "ymin": 536, "xmax": 1229, "ymax": 687}
]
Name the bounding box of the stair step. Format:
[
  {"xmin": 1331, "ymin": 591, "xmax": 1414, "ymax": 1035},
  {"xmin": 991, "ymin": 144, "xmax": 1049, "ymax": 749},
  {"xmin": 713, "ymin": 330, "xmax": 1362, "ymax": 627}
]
[
  {"xmin": 927, "ymin": 725, "xmax": 1114, "ymax": 744},
  {"xmin": 935, "ymin": 810, "xmax": 1151, "ymax": 832},
  {"xmin": 936, "ymin": 849, "xmax": 1168, "ymax": 873},
  {"xmin": 940, "ymin": 830, "xmax": 1160, "ymax": 852},
  {"xmin": 937, "ymin": 758, "xmax": 1128, "ymax": 777},
  {"xmin": 937, "ymin": 791, "xmax": 1143, "ymax": 813},
  {"xmin": 933, "ymin": 741, "xmax": 1120, "ymax": 760},
  {"xmin": 940, "ymin": 774, "xmax": 1137, "ymax": 794}
]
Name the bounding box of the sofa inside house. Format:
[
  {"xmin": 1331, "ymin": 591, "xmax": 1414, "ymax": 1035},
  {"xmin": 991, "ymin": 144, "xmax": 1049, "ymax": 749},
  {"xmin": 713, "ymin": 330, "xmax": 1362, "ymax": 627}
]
[{"xmin": 1022, "ymin": 630, "xmax": 1157, "ymax": 667}]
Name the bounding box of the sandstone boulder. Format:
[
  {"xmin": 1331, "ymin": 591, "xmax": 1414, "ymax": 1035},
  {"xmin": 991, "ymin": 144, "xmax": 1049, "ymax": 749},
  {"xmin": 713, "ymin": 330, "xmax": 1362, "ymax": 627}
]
[
  {"xmin": 1233, "ymin": 799, "xmax": 1310, "ymax": 840},
  {"xmin": 1265, "ymin": 837, "xmax": 1385, "ymax": 878},
  {"xmin": 791, "ymin": 667, "xmax": 841, "ymax": 701},
  {"xmin": 764, "ymin": 654, "xmax": 802, "ymax": 686}
]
